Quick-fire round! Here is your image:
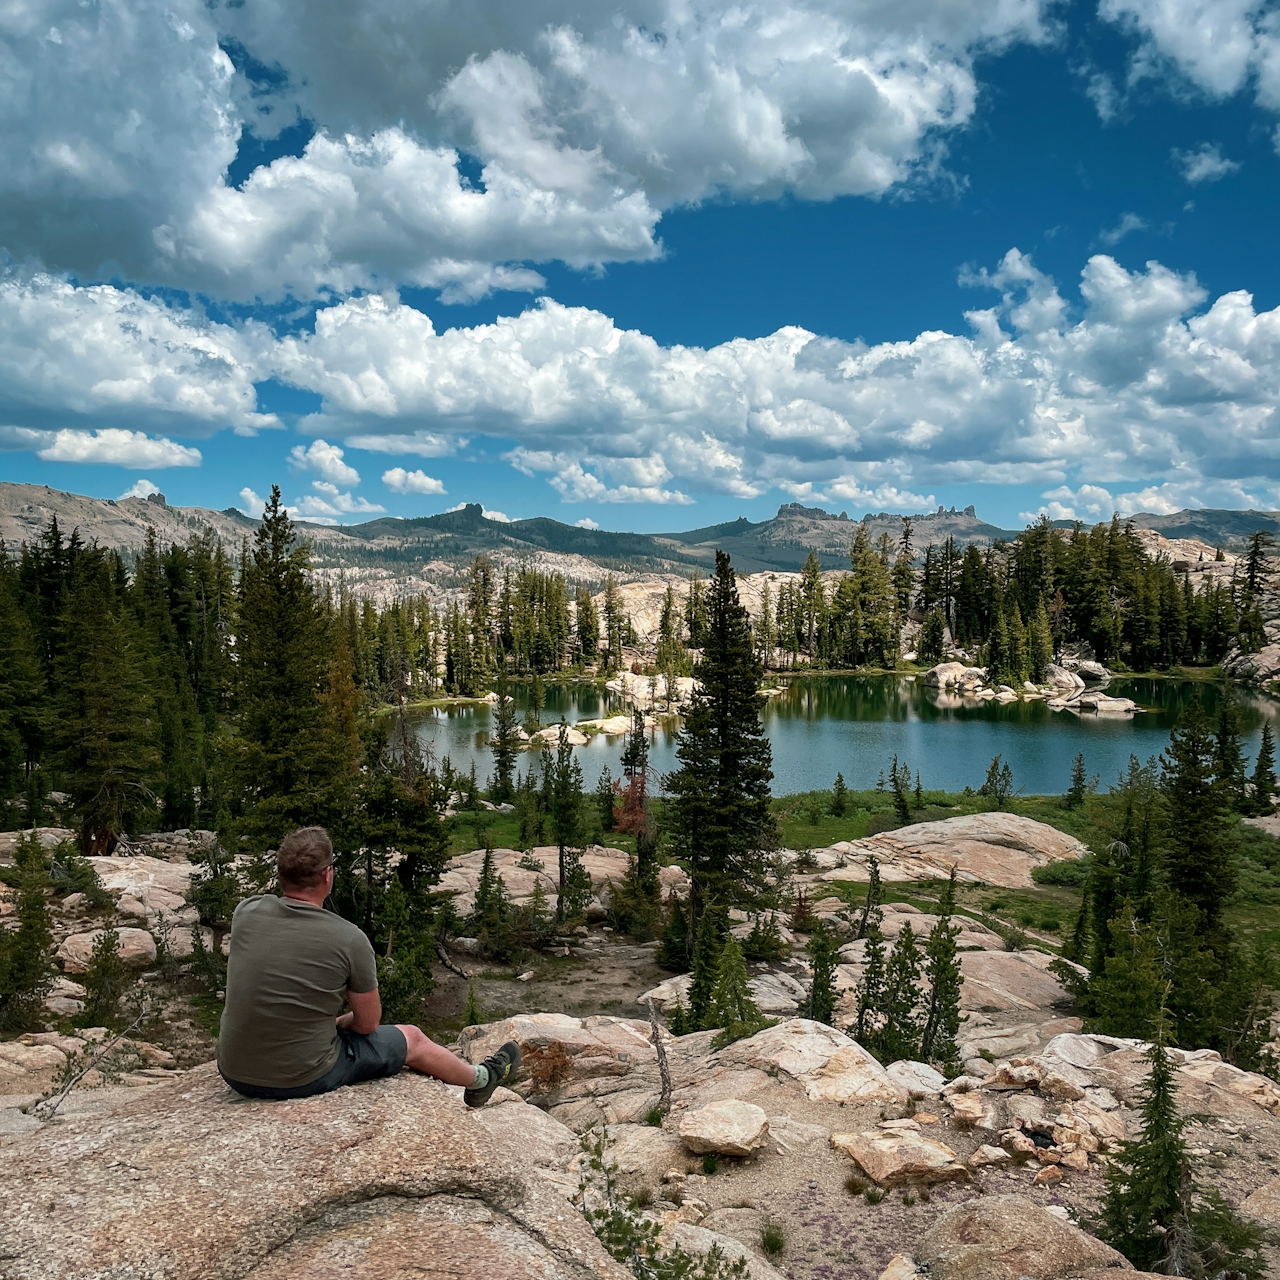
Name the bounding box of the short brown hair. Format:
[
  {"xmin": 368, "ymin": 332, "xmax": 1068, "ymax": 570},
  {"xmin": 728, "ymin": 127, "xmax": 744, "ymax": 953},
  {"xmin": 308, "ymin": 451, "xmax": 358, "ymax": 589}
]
[{"xmin": 277, "ymin": 827, "xmax": 333, "ymax": 890}]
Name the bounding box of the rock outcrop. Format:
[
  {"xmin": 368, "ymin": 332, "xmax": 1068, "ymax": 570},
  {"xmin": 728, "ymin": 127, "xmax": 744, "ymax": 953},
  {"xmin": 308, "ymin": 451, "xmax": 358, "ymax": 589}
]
[
  {"xmin": 815, "ymin": 813, "xmax": 1089, "ymax": 889},
  {"xmin": 0, "ymin": 1062, "xmax": 628, "ymax": 1280}
]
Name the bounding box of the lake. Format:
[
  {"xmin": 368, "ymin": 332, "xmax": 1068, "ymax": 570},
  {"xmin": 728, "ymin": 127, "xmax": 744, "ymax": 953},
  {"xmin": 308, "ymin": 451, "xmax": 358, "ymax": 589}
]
[{"xmin": 410, "ymin": 675, "xmax": 1280, "ymax": 797}]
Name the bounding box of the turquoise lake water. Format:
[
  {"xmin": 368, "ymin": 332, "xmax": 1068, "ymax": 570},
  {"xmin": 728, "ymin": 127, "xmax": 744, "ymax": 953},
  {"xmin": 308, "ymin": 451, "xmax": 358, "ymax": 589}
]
[{"xmin": 410, "ymin": 675, "xmax": 1279, "ymax": 797}]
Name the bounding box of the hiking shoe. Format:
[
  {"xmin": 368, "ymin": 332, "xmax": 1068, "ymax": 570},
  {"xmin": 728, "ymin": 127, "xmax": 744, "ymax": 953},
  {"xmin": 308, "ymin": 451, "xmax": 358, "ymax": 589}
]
[{"xmin": 463, "ymin": 1041, "xmax": 522, "ymax": 1109}]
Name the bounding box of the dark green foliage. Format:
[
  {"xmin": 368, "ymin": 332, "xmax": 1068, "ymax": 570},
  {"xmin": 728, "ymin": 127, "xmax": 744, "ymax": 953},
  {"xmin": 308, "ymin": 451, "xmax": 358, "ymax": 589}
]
[
  {"xmin": 82, "ymin": 926, "xmax": 130, "ymax": 1027},
  {"xmin": 873, "ymin": 922, "xmax": 923, "ymax": 1063},
  {"xmin": 889, "ymin": 754, "xmax": 911, "ymax": 824},
  {"xmin": 665, "ymin": 996, "xmax": 692, "ymax": 1036},
  {"xmin": 665, "ymin": 551, "xmax": 776, "ymax": 914},
  {"xmin": 49, "ymin": 842, "xmax": 111, "ymax": 907},
  {"xmin": 463, "ymin": 979, "xmax": 483, "ymax": 1028},
  {"xmin": 489, "ymin": 670, "xmax": 519, "ymax": 803},
  {"xmin": 374, "ymin": 876, "xmax": 436, "ymax": 1023},
  {"xmin": 1099, "ymin": 1031, "xmax": 1266, "ymax": 1278},
  {"xmin": 830, "ymin": 772, "xmax": 848, "ymax": 816},
  {"xmin": 1163, "ymin": 699, "xmax": 1235, "ymax": 940},
  {"xmin": 920, "ymin": 877, "xmax": 962, "ymax": 1075},
  {"xmin": 1064, "ymin": 752, "xmax": 1096, "ymax": 808},
  {"xmin": 687, "ymin": 905, "xmax": 726, "ymax": 1030},
  {"xmin": 471, "ymin": 846, "xmax": 519, "ymax": 962},
  {"xmin": 854, "ymin": 856, "xmax": 883, "ymax": 940},
  {"xmin": 853, "ymin": 913, "xmax": 887, "ymax": 1046},
  {"xmin": 595, "ymin": 766, "xmax": 617, "ymax": 831},
  {"xmin": 577, "ymin": 1128, "xmax": 749, "ymax": 1280},
  {"xmin": 978, "ymin": 754, "xmax": 1014, "ymax": 808},
  {"xmin": 917, "ymin": 608, "xmax": 946, "ymax": 665},
  {"xmin": 656, "ymin": 895, "xmax": 691, "ymax": 972},
  {"xmin": 1031, "ymin": 857, "xmax": 1091, "ymax": 887},
  {"xmin": 233, "ymin": 488, "xmax": 359, "ymax": 845},
  {"xmin": 800, "ymin": 919, "xmax": 838, "ymax": 1026},
  {"xmin": 759, "ymin": 1221, "xmax": 786, "ymax": 1258},
  {"xmin": 741, "ymin": 913, "xmax": 787, "ymax": 963},
  {"xmin": 546, "ymin": 726, "xmax": 587, "ymax": 920},
  {"xmin": 0, "ymin": 559, "xmax": 45, "ymax": 798},
  {"xmin": 708, "ymin": 935, "xmax": 771, "ymax": 1046},
  {"xmin": 0, "ymin": 832, "xmax": 53, "ymax": 1029},
  {"xmin": 1214, "ymin": 696, "xmax": 1248, "ymax": 813},
  {"xmin": 54, "ymin": 555, "xmax": 161, "ymax": 853},
  {"xmin": 1249, "ymin": 721, "xmax": 1276, "ymax": 815}
]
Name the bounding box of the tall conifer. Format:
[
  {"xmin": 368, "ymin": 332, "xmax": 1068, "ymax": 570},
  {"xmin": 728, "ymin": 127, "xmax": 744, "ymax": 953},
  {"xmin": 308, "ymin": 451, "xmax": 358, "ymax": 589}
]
[{"xmin": 665, "ymin": 551, "xmax": 775, "ymax": 919}]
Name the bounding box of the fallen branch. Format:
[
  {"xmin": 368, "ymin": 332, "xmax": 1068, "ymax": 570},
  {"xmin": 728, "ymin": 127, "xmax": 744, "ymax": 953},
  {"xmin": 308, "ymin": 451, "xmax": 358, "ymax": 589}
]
[
  {"xmin": 647, "ymin": 997, "xmax": 672, "ymax": 1115},
  {"xmin": 34, "ymin": 1002, "xmax": 149, "ymax": 1121},
  {"xmin": 435, "ymin": 942, "xmax": 471, "ymax": 980}
]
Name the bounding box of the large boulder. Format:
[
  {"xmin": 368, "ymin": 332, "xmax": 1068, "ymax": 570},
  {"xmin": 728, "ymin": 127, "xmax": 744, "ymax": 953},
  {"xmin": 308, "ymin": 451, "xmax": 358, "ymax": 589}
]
[
  {"xmin": 0, "ymin": 1063, "xmax": 628, "ymax": 1280},
  {"xmin": 87, "ymin": 854, "xmax": 196, "ymax": 902},
  {"xmin": 917, "ymin": 1195, "xmax": 1133, "ymax": 1279},
  {"xmin": 678, "ymin": 1100, "xmax": 769, "ymax": 1156},
  {"xmin": 960, "ymin": 950, "xmax": 1073, "ymax": 1012},
  {"xmin": 1242, "ymin": 1174, "xmax": 1280, "ymax": 1225},
  {"xmin": 56, "ymin": 926, "xmax": 157, "ymax": 974},
  {"xmin": 818, "ymin": 813, "xmax": 1089, "ymax": 889},
  {"xmin": 715, "ymin": 1019, "xmax": 906, "ymax": 1105},
  {"xmin": 0, "ymin": 828, "xmax": 76, "ymax": 862},
  {"xmin": 830, "ymin": 1126, "xmax": 968, "ymax": 1186}
]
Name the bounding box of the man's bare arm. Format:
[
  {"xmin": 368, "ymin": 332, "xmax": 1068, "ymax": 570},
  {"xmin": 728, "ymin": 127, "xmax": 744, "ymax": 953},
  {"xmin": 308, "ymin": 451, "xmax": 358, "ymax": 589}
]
[{"xmin": 337, "ymin": 987, "xmax": 381, "ymax": 1034}]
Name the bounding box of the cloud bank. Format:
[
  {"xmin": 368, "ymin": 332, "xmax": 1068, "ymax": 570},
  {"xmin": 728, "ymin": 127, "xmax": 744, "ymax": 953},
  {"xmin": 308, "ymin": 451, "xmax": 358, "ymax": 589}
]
[{"xmin": 5, "ymin": 247, "xmax": 1278, "ymax": 514}]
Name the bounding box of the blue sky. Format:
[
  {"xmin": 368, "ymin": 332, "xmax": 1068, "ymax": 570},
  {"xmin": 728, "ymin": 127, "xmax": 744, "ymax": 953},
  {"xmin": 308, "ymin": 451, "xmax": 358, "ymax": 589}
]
[{"xmin": 1, "ymin": 0, "xmax": 1279, "ymax": 532}]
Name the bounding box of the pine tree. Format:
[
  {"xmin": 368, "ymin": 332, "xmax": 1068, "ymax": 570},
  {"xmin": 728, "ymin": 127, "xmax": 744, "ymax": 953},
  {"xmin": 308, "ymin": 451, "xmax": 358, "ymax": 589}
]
[
  {"xmin": 874, "ymin": 923, "xmax": 923, "ymax": 1063},
  {"xmin": 978, "ymin": 754, "xmax": 1014, "ymax": 809},
  {"xmin": 830, "ymin": 771, "xmax": 848, "ymax": 817},
  {"xmin": 687, "ymin": 905, "xmax": 726, "ymax": 1030},
  {"xmin": 54, "ymin": 556, "xmax": 161, "ymax": 854},
  {"xmin": 0, "ymin": 560, "xmax": 45, "ymax": 798},
  {"xmin": 1163, "ymin": 699, "xmax": 1235, "ymax": 940},
  {"xmin": 1249, "ymin": 721, "xmax": 1276, "ymax": 815},
  {"xmin": 547, "ymin": 725, "xmax": 586, "ymax": 920},
  {"xmin": 801, "ymin": 919, "xmax": 838, "ymax": 1026},
  {"xmin": 83, "ymin": 925, "xmax": 130, "ymax": 1027},
  {"xmin": 853, "ymin": 914, "xmax": 887, "ymax": 1046},
  {"xmin": 463, "ymin": 979, "xmax": 483, "ymax": 1027},
  {"xmin": 1213, "ymin": 695, "xmax": 1248, "ymax": 813},
  {"xmin": 1099, "ymin": 1022, "xmax": 1266, "ymax": 1277},
  {"xmin": 0, "ymin": 832, "xmax": 53, "ymax": 1029},
  {"xmin": 855, "ymin": 856, "xmax": 883, "ymax": 940},
  {"xmin": 489, "ymin": 668, "xmax": 519, "ymax": 803},
  {"xmin": 1028, "ymin": 597, "xmax": 1054, "ymax": 683},
  {"xmin": 1064, "ymin": 753, "xmax": 1091, "ymax": 808},
  {"xmin": 594, "ymin": 766, "xmax": 616, "ymax": 832},
  {"xmin": 1088, "ymin": 903, "xmax": 1164, "ymax": 1038},
  {"xmin": 656, "ymin": 894, "xmax": 691, "ymax": 972},
  {"xmin": 920, "ymin": 871, "xmax": 962, "ymax": 1075},
  {"xmin": 917, "ymin": 608, "xmax": 946, "ymax": 665},
  {"xmin": 889, "ymin": 754, "xmax": 911, "ymax": 824},
  {"xmin": 708, "ymin": 935, "xmax": 768, "ymax": 1046},
  {"xmin": 234, "ymin": 487, "xmax": 357, "ymax": 845},
  {"xmin": 666, "ymin": 551, "xmax": 776, "ymax": 916}
]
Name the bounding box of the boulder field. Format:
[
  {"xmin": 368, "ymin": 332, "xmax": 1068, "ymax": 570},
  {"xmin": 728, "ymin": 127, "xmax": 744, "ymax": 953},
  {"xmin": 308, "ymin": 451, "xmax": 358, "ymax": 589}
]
[{"xmin": 4, "ymin": 1016, "xmax": 1277, "ymax": 1280}]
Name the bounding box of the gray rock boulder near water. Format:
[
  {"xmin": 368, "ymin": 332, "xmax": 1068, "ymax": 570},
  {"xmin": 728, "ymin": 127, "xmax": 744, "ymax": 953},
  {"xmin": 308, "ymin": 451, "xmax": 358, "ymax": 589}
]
[{"xmin": 0, "ymin": 1062, "xmax": 628, "ymax": 1280}]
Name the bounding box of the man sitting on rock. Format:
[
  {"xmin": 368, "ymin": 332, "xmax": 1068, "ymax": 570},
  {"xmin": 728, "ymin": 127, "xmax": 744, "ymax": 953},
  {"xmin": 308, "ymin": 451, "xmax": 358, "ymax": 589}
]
[{"xmin": 217, "ymin": 825, "xmax": 519, "ymax": 1106}]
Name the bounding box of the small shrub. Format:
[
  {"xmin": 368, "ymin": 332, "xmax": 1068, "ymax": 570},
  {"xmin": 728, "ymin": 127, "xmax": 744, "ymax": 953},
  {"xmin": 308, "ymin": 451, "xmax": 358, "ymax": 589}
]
[
  {"xmin": 918, "ymin": 1188, "xmax": 932, "ymax": 1204},
  {"xmin": 524, "ymin": 1040, "xmax": 573, "ymax": 1093},
  {"xmin": 864, "ymin": 1185, "xmax": 885, "ymax": 1205},
  {"xmin": 844, "ymin": 1172, "xmax": 869, "ymax": 1196},
  {"xmin": 645, "ymin": 1105, "xmax": 665, "ymax": 1127},
  {"xmin": 902, "ymin": 1190, "xmax": 917, "ymax": 1207},
  {"xmin": 759, "ymin": 1220, "xmax": 786, "ymax": 1257},
  {"xmin": 631, "ymin": 1186, "xmax": 654, "ymax": 1208},
  {"xmin": 1031, "ymin": 858, "xmax": 1090, "ymax": 887},
  {"xmin": 702, "ymin": 1152, "xmax": 719, "ymax": 1175}
]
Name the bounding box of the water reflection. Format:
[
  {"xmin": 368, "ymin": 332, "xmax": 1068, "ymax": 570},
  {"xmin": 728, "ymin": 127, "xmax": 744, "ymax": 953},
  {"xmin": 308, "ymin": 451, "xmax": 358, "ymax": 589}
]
[{"xmin": 410, "ymin": 675, "xmax": 1277, "ymax": 797}]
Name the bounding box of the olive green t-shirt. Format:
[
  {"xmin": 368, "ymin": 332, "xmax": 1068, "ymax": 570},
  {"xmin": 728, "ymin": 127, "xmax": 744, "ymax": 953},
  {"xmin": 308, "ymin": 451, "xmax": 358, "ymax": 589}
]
[{"xmin": 216, "ymin": 894, "xmax": 378, "ymax": 1088}]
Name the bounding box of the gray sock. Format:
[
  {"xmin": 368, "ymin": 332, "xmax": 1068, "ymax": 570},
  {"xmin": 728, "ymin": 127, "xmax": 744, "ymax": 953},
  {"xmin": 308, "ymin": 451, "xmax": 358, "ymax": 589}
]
[{"xmin": 471, "ymin": 1063, "xmax": 489, "ymax": 1090}]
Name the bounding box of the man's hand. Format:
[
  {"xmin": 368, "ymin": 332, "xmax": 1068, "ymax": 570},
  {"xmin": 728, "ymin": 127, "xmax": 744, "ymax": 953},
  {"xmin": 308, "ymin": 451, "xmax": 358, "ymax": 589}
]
[
  {"xmin": 342, "ymin": 988, "xmax": 381, "ymax": 1035},
  {"xmin": 335, "ymin": 1011, "xmax": 355, "ymax": 1029}
]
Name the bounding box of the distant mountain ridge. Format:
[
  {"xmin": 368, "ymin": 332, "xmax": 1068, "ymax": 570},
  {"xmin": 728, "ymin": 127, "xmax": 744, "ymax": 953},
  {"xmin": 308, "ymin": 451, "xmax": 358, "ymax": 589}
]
[{"xmin": 1, "ymin": 483, "xmax": 1275, "ymax": 601}]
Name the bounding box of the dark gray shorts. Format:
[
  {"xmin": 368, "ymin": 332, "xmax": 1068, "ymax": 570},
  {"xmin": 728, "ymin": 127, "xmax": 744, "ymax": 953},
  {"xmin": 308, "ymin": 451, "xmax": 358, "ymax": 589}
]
[{"xmin": 221, "ymin": 1026, "xmax": 408, "ymax": 1100}]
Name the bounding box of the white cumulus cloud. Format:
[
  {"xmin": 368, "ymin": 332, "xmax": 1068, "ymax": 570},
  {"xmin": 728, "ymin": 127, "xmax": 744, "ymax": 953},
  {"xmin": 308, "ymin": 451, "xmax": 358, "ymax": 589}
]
[
  {"xmin": 1172, "ymin": 142, "xmax": 1241, "ymax": 184},
  {"xmin": 289, "ymin": 438, "xmax": 360, "ymax": 487},
  {"xmin": 0, "ymin": 0, "xmax": 1057, "ymax": 302},
  {"xmin": 119, "ymin": 478, "xmax": 162, "ymax": 499},
  {"xmin": 0, "ymin": 426, "xmax": 202, "ymax": 467},
  {"xmin": 382, "ymin": 467, "xmax": 446, "ymax": 495}
]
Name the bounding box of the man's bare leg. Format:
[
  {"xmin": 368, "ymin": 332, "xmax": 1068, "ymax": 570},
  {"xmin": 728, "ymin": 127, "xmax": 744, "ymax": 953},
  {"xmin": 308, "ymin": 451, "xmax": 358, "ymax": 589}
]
[
  {"xmin": 395, "ymin": 1024, "xmax": 475, "ymax": 1086},
  {"xmin": 394, "ymin": 1024, "xmax": 522, "ymax": 1108}
]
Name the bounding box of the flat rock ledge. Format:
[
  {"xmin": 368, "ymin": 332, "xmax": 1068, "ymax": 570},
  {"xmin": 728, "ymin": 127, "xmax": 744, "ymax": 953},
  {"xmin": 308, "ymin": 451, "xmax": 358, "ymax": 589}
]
[{"xmin": 0, "ymin": 1062, "xmax": 628, "ymax": 1280}]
